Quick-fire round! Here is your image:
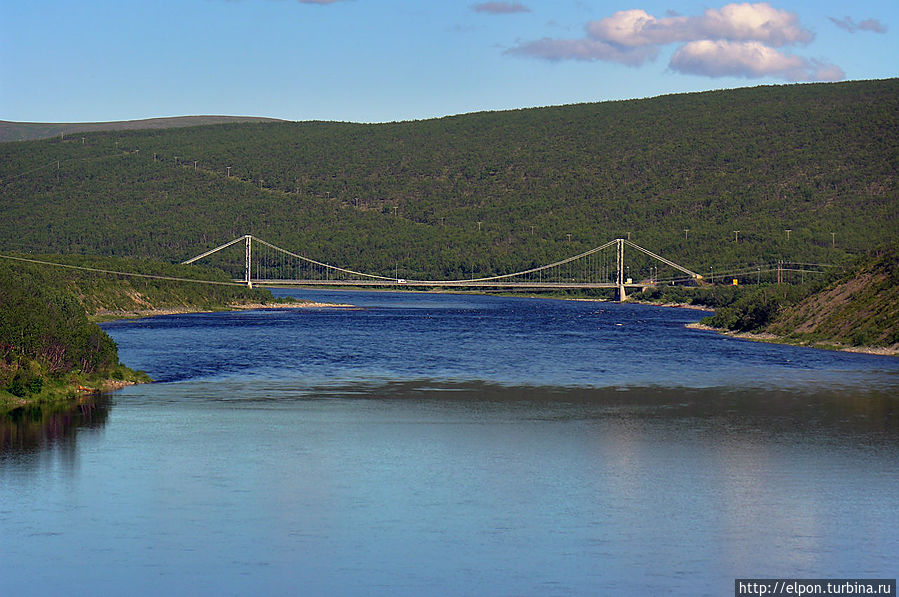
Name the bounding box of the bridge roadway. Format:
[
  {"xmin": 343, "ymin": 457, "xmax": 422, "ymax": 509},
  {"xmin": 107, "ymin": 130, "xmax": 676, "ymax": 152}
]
[{"xmin": 246, "ymin": 279, "xmax": 655, "ymax": 290}]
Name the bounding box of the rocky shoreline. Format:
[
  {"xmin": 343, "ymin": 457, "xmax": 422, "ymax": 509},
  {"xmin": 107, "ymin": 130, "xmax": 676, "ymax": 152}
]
[{"xmin": 686, "ymin": 322, "xmax": 899, "ymax": 357}]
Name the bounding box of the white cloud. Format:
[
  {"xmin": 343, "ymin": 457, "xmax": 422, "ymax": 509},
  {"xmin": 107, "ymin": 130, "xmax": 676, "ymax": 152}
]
[
  {"xmin": 507, "ymin": 2, "xmax": 842, "ymax": 82},
  {"xmin": 586, "ymin": 3, "xmax": 812, "ymax": 48},
  {"xmin": 670, "ymin": 40, "xmax": 844, "ymax": 80},
  {"xmin": 695, "ymin": 3, "xmax": 813, "ymax": 46},
  {"xmin": 829, "ymin": 16, "xmax": 888, "ymax": 34},
  {"xmin": 586, "ymin": 10, "xmax": 686, "ymax": 47}
]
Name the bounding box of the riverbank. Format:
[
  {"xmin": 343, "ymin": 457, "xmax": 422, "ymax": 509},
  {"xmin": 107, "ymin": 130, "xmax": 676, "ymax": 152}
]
[
  {"xmin": 0, "ymin": 370, "xmax": 152, "ymax": 414},
  {"xmin": 628, "ymin": 299, "xmax": 715, "ymax": 312},
  {"xmin": 90, "ymin": 299, "xmax": 357, "ymax": 322},
  {"xmin": 686, "ymin": 322, "xmax": 899, "ymax": 357}
]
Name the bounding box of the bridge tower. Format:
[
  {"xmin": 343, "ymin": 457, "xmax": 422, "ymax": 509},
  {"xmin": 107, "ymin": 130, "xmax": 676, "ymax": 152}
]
[
  {"xmin": 616, "ymin": 238, "xmax": 627, "ymax": 302},
  {"xmin": 244, "ymin": 234, "xmax": 253, "ymax": 288}
]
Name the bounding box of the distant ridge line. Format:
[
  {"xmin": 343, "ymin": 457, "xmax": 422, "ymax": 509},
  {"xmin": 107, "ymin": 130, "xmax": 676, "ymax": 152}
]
[{"xmin": 0, "ymin": 115, "xmax": 287, "ymax": 143}]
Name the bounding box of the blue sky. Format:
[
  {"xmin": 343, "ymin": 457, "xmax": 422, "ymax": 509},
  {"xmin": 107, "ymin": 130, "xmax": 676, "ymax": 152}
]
[{"xmin": 1, "ymin": 0, "xmax": 896, "ymax": 123}]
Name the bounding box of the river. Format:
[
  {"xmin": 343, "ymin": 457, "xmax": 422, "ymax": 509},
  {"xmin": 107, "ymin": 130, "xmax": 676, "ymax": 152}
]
[{"xmin": 2, "ymin": 289, "xmax": 897, "ymax": 596}]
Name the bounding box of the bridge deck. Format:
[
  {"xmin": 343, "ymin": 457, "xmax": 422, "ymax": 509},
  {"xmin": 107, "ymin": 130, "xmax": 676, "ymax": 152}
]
[{"xmin": 248, "ymin": 279, "xmax": 655, "ymax": 289}]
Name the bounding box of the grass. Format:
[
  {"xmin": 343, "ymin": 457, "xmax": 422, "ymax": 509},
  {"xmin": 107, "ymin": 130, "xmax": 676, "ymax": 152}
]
[{"xmin": 0, "ymin": 366, "xmax": 151, "ymax": 414}]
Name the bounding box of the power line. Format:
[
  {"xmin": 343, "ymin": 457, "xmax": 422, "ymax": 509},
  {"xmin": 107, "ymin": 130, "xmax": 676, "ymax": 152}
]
[
  {"xmin": 0, "ymin": 253, "xmax": 244, "ymax": 287},
  {"xmin": 0, "ymin": 151, "xmax": 128, "ymax": 185}
]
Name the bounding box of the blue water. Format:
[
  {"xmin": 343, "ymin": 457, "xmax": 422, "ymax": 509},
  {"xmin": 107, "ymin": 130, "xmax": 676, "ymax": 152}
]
[
  {"xmin": 101, "ymin": 289, "xmax": 899, "ymax": 392},
  {"xmin": 2, "ymin": 290, "xmax": 897, "ymax": 596}
]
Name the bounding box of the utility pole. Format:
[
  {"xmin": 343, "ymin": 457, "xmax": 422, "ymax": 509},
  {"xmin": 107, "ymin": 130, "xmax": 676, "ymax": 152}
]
[
  {"xmin": 785, "ymin": 229, "xmax": 791, "ymax": 240},
  {"xmin": 194, "ymin": 161, "xmax": 198, "ymax": 171},
  {"xmin": 477, "ymin": 221, "xmax": 482, "ymax": 232},
  {"xmin": 733, "ymin": 230, "xmax": 740, "ymax": 243},
  {"xmin": 566, "ymin": 233, "xmax": 572, "ymax": 243},
  {"xmin": 684, "ymin": 229, "xmax": 689, "ymax": 241},
  {"xmin": 227, "ymin": 166, "xmax": 231, "ymax": 177},
  {"xmin": 393, "ymin": 206, "xmax": 399, "ymax": 216},
  {"xmin": 830, "ymin": 232, "xmax": 835, "ymax": 247}
]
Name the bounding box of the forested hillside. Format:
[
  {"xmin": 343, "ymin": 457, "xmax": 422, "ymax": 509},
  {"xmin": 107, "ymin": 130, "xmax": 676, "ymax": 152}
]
[
  {"xmin": 1, "ymin": 79, "xmax": 896, "ymax": 280},
  {"xmin": 696, "ymin": 243, "xmax": 899, "ymax": 351},
  {"xmin": 0, "ymin": 258, "xmax": 140, "ymax": 407},
  {"xmin": 766, "ymin": 244, "xmax": 899, "ymax": 348}
]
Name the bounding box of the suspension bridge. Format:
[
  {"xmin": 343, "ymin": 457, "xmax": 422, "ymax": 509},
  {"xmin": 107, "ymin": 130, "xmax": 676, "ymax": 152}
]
[
  {"xmin": 0, "ymin": 234, "xmax": 834, "ymax": 300},
  {"xmin": 182, "ymin": 234, "xmax": 705, "ymax": 301}
]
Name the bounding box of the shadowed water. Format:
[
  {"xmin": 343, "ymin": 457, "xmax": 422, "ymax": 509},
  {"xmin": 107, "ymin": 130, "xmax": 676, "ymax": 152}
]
[{"xmin": 2, "ymin": 290, "xmax": 897, "ymax": 596}]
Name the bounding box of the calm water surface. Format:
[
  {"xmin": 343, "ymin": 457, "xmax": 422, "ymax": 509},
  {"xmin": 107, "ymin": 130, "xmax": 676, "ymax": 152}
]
[{"xmin": 2, "ymin": 290, "xmax": 898, "ymax": 596}]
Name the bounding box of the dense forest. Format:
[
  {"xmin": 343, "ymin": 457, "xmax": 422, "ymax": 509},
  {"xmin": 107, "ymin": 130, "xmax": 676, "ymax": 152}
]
[
  {"xmin": 1, "ymin": 79, "xmax": 896, "ymax": 283},
  {"xmin": 0, "ymin": 258, "xmax": 134, "ymax": 406}
]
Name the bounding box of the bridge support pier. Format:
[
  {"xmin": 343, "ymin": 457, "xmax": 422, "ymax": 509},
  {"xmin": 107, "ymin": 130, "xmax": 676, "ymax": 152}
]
[{"xmin": 618, "ymin": 284, "xmax": 627, "ymax": 302}]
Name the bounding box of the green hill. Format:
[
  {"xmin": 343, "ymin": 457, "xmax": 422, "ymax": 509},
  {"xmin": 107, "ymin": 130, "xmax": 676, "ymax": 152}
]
[
  {"xmin": 766, "ymin": 244, "xmax": 899, "ymax": 349},
  {"xmin": 694, "ymin": 243, "xmax": 899, "ymax": 352},
  {"xmin": 1, "ymin": 79, "xmax": 896, "ymax": 281}
]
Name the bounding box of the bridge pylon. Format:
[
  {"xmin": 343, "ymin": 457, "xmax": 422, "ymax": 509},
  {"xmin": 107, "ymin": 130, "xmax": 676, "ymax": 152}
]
[
  {"xmin": 616, "ymin": 238, "xmax": 627, "ymax": 302},
  {"xmin": 244, "ymin": 234, "xmax": 252, "ymax": 288},
  {"xmin": 181, "ymin": 234, "xmax": 256, "ymax": 287}
]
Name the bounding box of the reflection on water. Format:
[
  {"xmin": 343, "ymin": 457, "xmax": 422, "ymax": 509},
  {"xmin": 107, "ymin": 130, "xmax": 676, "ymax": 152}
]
[
  {"xmin": 1, "ymin": 379, "xmax": 882, "ymax": 597},
  {"xmin": 4, "ymin": 380, "xmax": 897, "ymax": 459},
  {"xmin": 3, "ymin": 380, "xmax": 895, "ymax": 461},
  {"xmin": 155, "ymin": 376, "xmax": 899, "ymax": 442},
  {"xmin": 0, "ymin": 396, "xmax": 110, "ymax": 458}
]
